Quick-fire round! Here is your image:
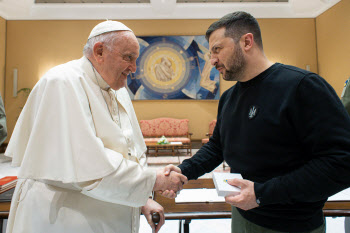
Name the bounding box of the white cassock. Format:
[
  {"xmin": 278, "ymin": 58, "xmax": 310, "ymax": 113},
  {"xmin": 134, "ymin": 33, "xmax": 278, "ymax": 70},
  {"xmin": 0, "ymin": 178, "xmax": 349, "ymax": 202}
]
[{"xmin": 5, "ymin": 56, "xmax": 156, "ymax": 233}]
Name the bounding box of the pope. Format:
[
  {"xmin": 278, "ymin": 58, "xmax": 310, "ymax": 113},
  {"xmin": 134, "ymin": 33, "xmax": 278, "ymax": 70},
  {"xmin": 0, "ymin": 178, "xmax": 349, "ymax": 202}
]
[{"xmin": 5, "ymin": 21, "xmax": 187, "ymax": 233}]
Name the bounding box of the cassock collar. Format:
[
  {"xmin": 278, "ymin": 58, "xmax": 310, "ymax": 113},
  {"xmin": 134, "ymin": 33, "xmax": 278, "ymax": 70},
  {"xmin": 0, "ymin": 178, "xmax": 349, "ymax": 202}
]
[{"xmin": 82, "ymin": 56, "xmax": 110, "ymax": 91}]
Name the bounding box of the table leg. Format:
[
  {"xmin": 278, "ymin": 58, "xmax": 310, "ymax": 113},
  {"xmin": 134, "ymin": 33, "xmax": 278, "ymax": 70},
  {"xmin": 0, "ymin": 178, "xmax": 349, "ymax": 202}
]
[
  {"xmin": 345, "ymin": 217, "xmax": 350, "ymax": 233},
  {"xmin": 178, "ymin": 219, "xmax": 182, "ymax": 233},
  {"xmin": 184, "ymin": 219, "xmax": 191, "ymax": 233},
  {"xmin": 0, "ymin": 219, "xmax": 3, "ymax": 233}
]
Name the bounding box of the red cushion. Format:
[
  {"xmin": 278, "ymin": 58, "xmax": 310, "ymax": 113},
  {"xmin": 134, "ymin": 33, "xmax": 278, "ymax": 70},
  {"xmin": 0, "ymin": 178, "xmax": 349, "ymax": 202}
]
[
  {"xmin": 140, "ymin": 118, "xmax": 189, "ymax": 137},
  {"xmin": 202, "ymin": 138, "xmax": 209, "ymax": 144}
]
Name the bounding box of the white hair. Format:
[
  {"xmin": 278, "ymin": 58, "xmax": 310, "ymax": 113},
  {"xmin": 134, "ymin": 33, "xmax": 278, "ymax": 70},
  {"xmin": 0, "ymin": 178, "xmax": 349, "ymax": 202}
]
[{"xmin": 83, "ymin": 31, "xmax": 119, "ymax": 57}]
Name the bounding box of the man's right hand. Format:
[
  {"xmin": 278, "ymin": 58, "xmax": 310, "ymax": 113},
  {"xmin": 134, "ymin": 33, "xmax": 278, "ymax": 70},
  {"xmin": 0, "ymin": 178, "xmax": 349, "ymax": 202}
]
[
  {"xmin": 153, "ymin": 166, "xmax": 188, "ymax": 193},
  {"xmin": 156, "ymin": 165, "xmax": 186, "ymax": 199}
]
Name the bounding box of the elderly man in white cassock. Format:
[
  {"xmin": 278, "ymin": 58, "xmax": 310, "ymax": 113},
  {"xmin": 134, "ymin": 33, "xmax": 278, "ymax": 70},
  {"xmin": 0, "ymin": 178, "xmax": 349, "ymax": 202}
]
[{"xmin": 4, "ymin": 21, "xmax": 187, "ymax": 233}]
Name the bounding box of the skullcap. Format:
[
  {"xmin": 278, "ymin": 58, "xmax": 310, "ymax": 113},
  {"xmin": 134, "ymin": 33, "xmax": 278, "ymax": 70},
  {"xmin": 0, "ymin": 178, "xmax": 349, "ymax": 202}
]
[{"xmin": 88, "ymin": 20, "xmax": 132, "ymax": 40}]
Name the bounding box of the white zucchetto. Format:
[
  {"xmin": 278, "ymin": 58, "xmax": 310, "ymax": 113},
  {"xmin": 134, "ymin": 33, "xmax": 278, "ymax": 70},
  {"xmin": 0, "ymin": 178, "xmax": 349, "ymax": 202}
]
[{"xmin": 88, "ymin": 20, "xmax": 132, "ymax": 40}]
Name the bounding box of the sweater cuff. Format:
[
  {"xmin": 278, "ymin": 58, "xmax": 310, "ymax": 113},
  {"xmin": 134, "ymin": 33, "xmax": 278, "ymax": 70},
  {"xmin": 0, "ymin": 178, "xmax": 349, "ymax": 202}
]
[
  {"xmin": 178, "ymin": 164, "xmax": 191, "ymax": 180},
  {"xmin": 254, "ymin": 181, "xmax": 281, "ymax": 206},
  {"xmin": 254, "ymin": 182, "xmax": 265, "ymax": 206}
]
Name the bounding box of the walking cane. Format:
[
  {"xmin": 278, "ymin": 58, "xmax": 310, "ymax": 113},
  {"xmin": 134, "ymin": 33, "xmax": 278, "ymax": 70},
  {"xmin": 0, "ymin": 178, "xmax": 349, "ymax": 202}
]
[{"xmin": 152, "ymin": 212, "xmax": 160, "ymax": 233}]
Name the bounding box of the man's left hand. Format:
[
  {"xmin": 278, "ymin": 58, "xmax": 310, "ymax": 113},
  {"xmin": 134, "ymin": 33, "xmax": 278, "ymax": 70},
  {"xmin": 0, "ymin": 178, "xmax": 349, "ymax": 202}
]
[
  {"xmin": 141, "ymin": 199, "xmax": 165, "ymax": 233},
  {"xmin": 224, "ymin": 179, "xmax": 259, "ymax": 211}
]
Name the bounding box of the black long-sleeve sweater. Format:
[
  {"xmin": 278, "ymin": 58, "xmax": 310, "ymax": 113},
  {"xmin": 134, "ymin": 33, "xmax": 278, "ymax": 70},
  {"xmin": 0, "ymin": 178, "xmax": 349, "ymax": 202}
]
[{"xmin": 179, "ymin": 63, "xmax": 350, "ymax": 232}]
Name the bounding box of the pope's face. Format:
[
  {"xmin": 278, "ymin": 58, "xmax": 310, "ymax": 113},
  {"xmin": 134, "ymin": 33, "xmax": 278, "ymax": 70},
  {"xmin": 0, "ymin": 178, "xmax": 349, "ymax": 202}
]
[
  {"xmin": 100, "ymin": 31, "xmax": 140, "ymax": 90},
  {"xmin": 209, "ymin": 27, "xmax": 246, "ymax": 81}
]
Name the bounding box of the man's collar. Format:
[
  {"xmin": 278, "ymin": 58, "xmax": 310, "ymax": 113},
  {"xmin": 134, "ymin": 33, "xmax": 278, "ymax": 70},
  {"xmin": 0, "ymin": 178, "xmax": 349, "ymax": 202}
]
[{"xmin": 82, "ymin": 56, "xmax": 110, "ymax": 91}]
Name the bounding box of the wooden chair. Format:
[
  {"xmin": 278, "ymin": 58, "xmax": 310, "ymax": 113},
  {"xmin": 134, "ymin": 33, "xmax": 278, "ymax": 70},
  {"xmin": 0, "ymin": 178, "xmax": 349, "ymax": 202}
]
[
  {"xmin": 201, "ymin": 120, "xmax": 227, "ymax": 170},
  {"xmin": 201, "ymin": 120, "xmax": 216, "ymax": 145}
]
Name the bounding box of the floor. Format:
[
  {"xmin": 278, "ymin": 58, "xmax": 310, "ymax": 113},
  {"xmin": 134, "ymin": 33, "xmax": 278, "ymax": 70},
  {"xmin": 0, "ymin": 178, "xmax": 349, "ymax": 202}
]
[
  {"xmin": 146, "ymin": 141, "xmax": 228, "ymax": 175},
  {"xmin": 1, "ymin": 145, "xmax": 349, "ymax": 233}
]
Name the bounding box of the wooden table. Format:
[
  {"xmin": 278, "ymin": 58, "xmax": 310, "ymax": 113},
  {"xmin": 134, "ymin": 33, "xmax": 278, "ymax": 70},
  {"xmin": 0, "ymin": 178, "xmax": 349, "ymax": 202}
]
[
  {"xmin": 146, "ymin": 142, "xmax": 183, "ymax": 156},
  {"xmin": 0, "ymin": 201, "xmax": 10, "ymax": 231},
  {"xmin": 154, "ymin": 179, "xmax": 350, "ymax": 233},
  {"xmin": 1, "ymin": 179, "xmax": 350, "ymax": 232}
]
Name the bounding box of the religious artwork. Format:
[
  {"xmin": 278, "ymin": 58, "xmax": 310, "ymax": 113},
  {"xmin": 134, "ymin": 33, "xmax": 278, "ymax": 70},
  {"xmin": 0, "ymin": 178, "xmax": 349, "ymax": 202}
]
[{"xmin": 127, "ymin": 36, "xmax": 220, "ymax": 100}]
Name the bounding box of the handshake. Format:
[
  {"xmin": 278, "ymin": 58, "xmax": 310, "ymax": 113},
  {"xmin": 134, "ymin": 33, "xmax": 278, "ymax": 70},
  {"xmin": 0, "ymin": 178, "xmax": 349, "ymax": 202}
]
[
  {"xmin": 153, "ymin": 165, "xmax": 187, "ymax": 198},
  {"xmin": 142, "ymin": 165, "xmax": 186, "ymax": 232}
]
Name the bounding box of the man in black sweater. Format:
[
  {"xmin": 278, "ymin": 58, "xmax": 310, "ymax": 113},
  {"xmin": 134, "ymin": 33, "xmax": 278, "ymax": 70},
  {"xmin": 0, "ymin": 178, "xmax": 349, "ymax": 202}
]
[{"xmin": 162, "ymin": 11, "xmax": 350, "ymax": 232}]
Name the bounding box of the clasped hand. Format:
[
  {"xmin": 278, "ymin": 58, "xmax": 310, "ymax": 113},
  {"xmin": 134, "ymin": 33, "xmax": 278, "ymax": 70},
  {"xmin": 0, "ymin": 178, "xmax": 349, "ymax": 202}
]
[
  {"xmin": 153, "ymin": 165, "xmax": 188, "ymax": 194},
  {"xmin": 153, "ymin": 165, "xmax": 185, "ymax": 199}
]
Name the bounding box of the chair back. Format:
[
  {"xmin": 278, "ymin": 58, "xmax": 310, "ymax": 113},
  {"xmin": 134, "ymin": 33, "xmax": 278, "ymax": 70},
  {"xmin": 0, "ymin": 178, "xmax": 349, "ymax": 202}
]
[{"xmin": 208, "ymin": 120, "xmax": 217, "ymax": 135}]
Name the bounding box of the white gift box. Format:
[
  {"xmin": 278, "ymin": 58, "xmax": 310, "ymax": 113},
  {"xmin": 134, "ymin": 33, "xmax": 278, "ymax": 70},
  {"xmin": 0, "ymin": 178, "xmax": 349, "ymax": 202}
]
[{"xmin": 212, "ymin": 172, "xmax": 243, "ymax": 197}]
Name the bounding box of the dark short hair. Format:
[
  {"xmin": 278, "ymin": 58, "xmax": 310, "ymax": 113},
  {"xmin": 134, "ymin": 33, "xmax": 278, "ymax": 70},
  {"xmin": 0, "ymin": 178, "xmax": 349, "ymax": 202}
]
[{"xmin": 205, "ymin": 11, "xmax": 263, "ymax": 49}]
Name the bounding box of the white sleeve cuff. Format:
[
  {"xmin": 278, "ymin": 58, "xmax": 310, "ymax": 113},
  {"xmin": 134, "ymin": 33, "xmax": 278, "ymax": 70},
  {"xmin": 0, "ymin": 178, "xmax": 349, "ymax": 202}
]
[{"xmin": 81, "ymin": 158, "xmax": 156, "ymax": 207}]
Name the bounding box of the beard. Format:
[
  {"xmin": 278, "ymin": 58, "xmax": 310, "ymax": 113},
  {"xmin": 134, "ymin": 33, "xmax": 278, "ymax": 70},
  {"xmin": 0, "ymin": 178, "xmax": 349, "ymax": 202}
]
[{"xmin": 223, "ymin": 44, "xmax": 246, "ymax": 81}]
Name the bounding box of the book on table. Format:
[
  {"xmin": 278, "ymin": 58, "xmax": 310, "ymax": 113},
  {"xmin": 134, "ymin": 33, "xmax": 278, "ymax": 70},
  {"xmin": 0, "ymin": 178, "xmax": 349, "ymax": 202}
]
[{"xmin": 0, "ymin": 176, "xmax": 17, "ymax": 194}]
